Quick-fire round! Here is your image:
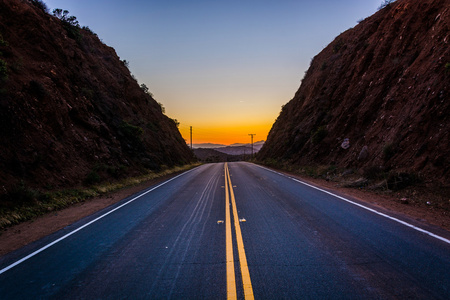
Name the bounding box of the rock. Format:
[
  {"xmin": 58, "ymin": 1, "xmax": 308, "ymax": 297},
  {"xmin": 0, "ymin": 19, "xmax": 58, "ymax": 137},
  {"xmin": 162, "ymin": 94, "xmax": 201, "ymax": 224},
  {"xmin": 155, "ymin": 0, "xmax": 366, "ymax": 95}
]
[
  {"xmin": 357, "ymin": 146, "xmax": 369, "ymax": 161},
  {"xmin": 341, "ymin": 138, "xmax": 350, "ymax": 149},
  {"xmin": 343, "ymin": 178, "xmax": 368, "ymax": 188},
  {"xmin": 341, "ymin": 169, "xmax": 354, "ymax": 176}
]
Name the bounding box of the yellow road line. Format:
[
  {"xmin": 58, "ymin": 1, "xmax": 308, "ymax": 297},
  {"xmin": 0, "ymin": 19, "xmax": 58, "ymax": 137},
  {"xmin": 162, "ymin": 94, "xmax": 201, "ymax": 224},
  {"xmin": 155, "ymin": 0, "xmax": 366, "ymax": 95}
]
[
  {"xmin": 225, "ymin": 163, "xmax": 254, "ymax": 300},
  {"xmin": 225, "ymin": 163, "xmax": 237, "ymax": 299}
]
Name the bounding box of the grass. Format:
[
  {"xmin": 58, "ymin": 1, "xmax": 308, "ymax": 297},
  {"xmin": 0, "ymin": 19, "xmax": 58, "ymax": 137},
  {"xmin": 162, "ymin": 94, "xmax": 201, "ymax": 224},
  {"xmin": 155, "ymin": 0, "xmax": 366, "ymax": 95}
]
[
  {"xmin": 260, "ymin": 159, "xmax": 338, "ymax": 178},
  {"xmin": 0, "ymin": 59, "xmax": 8, "ymax": 81},
  {"xmin": 258, "ymin": 159, "xmax": 423, "ymax": 192},
  {"xmin": 120, "ymin": 121, "xmax": 144, "ymax": 140},
  {"xmin": 332, "ymin": 39, "xmax": 345, "ymax": 53},
  {"xmin": 0, "ymin": 34, "xmax": 8, "ymax": 47},
  {"xmin": 311, "ymin": 126, "xmax": 327, "ymax": 144},
  {"xmin": 0, "ymin": 163, "xmax": 200, "ymax": 230}
]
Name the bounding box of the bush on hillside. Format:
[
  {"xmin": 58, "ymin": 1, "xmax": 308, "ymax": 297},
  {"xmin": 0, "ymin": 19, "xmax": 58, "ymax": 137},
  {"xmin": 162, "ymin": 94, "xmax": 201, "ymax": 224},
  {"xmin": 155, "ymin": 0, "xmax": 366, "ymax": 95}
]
[
  {"xmin": 378, "ymin": 0, "xmax": 396, "ymax": 10},
  {"xmin": 29, "ymin": 0, "xmax": 49, "ymax": 13},
  {"xmin": 0, "ymin": 59, "xmax": 8, "ymax": 81}
]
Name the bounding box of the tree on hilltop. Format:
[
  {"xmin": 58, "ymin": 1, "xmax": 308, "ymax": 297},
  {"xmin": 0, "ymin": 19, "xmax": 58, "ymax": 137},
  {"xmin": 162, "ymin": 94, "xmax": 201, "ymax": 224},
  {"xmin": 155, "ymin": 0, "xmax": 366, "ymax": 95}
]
[{"xmin": 53, "ymin": 8, "xmax": 79, "ymax": 26}]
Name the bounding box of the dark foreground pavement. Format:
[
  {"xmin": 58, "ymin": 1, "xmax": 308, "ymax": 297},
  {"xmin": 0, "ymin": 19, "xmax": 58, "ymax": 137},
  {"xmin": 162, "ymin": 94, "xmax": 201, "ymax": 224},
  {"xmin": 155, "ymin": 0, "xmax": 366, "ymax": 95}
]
[{"xmin": 0, "ymin": 162, "xmax": 449, "ymax": 299}]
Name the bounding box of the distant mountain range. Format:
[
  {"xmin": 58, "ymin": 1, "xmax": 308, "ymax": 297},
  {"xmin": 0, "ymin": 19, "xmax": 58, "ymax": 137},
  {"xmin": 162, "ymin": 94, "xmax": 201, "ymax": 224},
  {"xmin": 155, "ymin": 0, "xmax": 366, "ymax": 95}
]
[
  {"xmin": 192, "ymin": 140, "xmax": 265, "ymax": 150},
  {"xmin": 192, "ymin": 140, "xmax": 265, "ymax": 159},
  {"xmin": 192, "ymin": 143, "xmax": 227, "ymax": 149}
]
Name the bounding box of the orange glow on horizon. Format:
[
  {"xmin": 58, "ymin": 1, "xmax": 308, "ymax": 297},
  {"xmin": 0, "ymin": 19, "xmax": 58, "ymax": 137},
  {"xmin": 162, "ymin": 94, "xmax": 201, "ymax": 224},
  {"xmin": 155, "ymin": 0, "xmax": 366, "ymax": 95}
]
[
  {"xmin": 162, "ymin": 89, "xmax": 284, "ymax": 146},
  {"xmin": 178, "ymin": 123, "xmax": 271, "ymax": 145}
]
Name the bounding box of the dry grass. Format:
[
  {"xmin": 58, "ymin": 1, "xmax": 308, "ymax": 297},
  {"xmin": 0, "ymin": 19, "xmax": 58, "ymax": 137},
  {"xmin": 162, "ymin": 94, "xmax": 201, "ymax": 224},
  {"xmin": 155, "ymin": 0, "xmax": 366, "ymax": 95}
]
[{"xmin": 0, "ymin": 163, "xmax": 200, "ymax": 229}]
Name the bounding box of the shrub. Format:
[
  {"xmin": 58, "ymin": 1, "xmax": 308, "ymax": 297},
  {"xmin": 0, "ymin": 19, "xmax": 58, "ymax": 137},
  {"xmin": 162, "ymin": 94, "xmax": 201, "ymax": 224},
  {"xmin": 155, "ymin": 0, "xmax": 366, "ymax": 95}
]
[
  {"xmin": 262, "ymin": 158, "xmax": 279, "ymax": 168},
  {"xmin": 445, "ymin": 62, "xmax": 450, "ymax": 74},
  {"xmin": 383, "ymin": 142, "xmax": 396, "ymax": 161},
  {"xmin": 10, "ymin": 58, "xmax": 24, "ymax": 73},
  {"xmin": 146, "ymin": 122, "xmax": 159, "ymax": 132},
  {"xmin": 64, "ymin": 23, "xmax": 82, "ymax": 42},
  {"xmin": 81, "ymin": 87, "xmax": 95, "ymax": 99},
  {"xmin": 378, "ymin": 0, "xmax": 396, "ymax": 10},
  {"xmin": 0, "ymin": 59, "xmax": 8, "ymax": 81},
  {"xmin": 53, "ymin": 9, "xmax": 78, "ymax": 26},
  {"xmin": 302, "ymin": 166, "xmax": 318, "ymax": 177},
  {"xmin": 158, "ymin": 102, "xmax": 166, "ymax": 114},
  {"xmin": 2, "ymin": 181, "xmax": 44, "ymax": 206},
  {"xmin": 30, "ymin": 0, "xmax": 49, "ymax": 13},
  {"xmin": 84, "ymin": 170, "xmax": 101, "ymax": 185},
  {"xmin": 29, "ymin": 80, "xmax": 47, "ymax": 99},
  {"xmin": 387, "ymin": 172, "xmax": 420, "ymax": 190},
  {"xmin": 92, "ymin": 163, "xmax": 127, "ymax": 179},
  {"xmin": 120, "ymin": 121, "xmax": 144, "ymax": 139},
  {"xmin": 82, "ymin": 26, "xmax": 97, "ymax": 36},
  {"xmin": 53, "ymin": 9, "xmax": 82, "ymax": 42},
  {"xmin": 333, "ymin": 39, "xmax": 345, "ymax": 53},
  {"xmin": 140, "ymin": 83, "xmax": 154, "ymax": 97},
  {"xmin": 0, "ymin": 34, "xmax": 8, "ymax": 47},
  {"xmin": 363, "ymin": 165, "xmax": 386, "ymax": 180},
  {"xmin": 311, "ymin": 126, "xmax": 327, "ymax": 144},
  {"xmin": 170, "ymin": 118, "xmax": 180, "ymax": 128},
  {"xmin": 140, "ymin": 83, "xmax": 149, "ymax": 94}
]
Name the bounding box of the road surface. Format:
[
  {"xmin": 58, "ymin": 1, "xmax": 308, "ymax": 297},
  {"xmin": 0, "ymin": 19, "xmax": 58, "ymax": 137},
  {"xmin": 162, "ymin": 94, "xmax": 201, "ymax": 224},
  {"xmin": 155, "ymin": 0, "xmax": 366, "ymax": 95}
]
[{"xmin": 0, "ymin": 162, "xmax": 449, "ymax": 299}]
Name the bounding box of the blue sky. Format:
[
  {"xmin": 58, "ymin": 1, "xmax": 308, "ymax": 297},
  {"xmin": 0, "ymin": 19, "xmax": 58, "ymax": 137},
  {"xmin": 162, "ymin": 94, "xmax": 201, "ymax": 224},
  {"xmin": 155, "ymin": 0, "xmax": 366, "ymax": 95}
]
[{"xmin": 44, "ymin": 0, "xmax": 382, "ymax": 144}]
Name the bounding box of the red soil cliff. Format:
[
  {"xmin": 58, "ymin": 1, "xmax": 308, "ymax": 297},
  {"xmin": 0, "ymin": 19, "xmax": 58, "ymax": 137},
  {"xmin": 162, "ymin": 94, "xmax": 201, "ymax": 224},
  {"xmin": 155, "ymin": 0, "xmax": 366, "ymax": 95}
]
[
  {"xmin": 259, "ymin": 0, "xmax": 449, "ymax": 189},
  {"xmin": 0, "ymin": 0, "xmax": 194, "ymax": 194}
]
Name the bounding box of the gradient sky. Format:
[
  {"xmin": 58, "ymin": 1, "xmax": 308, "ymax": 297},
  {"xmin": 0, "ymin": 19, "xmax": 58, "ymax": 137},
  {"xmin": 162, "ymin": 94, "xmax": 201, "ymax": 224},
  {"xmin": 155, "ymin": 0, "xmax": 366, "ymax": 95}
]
[{"xmin": 44, "ymin": 0, "xmax": 382, "ymax": 145}]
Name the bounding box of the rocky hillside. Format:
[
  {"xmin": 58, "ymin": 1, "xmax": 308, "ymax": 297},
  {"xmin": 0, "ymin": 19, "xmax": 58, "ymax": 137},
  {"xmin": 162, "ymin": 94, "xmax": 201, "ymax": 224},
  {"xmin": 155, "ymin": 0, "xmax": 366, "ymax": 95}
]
[
  {"xmin": 258, "ymin": 0, "xmax": 449, "ymax": 187},
  {"xmin": 0, "ymin": 0, "xmax": 194, "ymax": 193}
]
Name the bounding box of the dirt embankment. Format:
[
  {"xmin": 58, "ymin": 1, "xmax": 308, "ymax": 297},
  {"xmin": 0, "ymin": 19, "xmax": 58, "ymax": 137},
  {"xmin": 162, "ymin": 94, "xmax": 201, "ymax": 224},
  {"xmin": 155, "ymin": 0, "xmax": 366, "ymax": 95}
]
[
  {"xmin": 0, "ymin": 0, "xmax": 194, "ymax": 197},
  {"xmin": 259, "ymin": 0, "xmax": 449, "ymax": 190},
  {"xmin": 0, "ymin": 173, "xmax": 175, "ymax": 256}
]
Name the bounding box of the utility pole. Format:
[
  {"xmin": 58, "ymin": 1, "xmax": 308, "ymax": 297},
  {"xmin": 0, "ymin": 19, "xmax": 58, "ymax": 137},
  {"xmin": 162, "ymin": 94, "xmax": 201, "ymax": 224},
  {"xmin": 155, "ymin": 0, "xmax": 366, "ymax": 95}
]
[
  {"xmin": 190, "ymin": 126, "xmax": 192, "ymax": 150},
  {"xmin": 248, "ymin": 134, "xmax": 256, "ymax": 159}
]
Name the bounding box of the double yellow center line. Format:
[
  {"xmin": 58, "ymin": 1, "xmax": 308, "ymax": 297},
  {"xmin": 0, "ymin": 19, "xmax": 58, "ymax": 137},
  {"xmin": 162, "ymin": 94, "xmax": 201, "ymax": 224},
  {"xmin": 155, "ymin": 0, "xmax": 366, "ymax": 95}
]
[{"xmin": 224, "ymin": 163, "xmax": 254, "ymax": 300}]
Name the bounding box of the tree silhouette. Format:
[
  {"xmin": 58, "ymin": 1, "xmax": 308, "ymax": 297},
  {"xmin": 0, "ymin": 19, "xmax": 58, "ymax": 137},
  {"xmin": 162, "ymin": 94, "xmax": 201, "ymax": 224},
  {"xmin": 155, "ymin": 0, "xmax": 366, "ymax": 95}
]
[{"xmin": 52, "ymin": 9, "xmax": 79, "ymax": 26}]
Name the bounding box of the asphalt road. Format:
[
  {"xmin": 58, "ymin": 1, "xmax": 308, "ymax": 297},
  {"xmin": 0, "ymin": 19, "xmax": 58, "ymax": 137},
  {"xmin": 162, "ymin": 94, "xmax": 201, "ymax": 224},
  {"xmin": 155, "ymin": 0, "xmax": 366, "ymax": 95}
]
[{"xmin": 0, "ymin": 162, "xmax": 449, "ymax": 299}]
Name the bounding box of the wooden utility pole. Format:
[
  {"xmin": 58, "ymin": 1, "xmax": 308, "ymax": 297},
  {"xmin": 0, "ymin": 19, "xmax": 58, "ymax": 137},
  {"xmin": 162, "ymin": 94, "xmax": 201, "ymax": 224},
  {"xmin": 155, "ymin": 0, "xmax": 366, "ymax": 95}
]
[
  {"xmin": 248, "ymin": 134, "xmax": 256, "ymax": 159},
  {"xmin": 190, "ymin": 126, "xmax": 192, "ymax": 150}
]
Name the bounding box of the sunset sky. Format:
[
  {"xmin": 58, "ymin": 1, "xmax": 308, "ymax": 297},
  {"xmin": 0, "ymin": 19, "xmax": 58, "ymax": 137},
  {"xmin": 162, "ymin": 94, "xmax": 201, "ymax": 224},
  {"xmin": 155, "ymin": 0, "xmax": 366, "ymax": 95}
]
[{"xmin": 44, "ymin": 0, "xmax": 382, "ymax": 145}]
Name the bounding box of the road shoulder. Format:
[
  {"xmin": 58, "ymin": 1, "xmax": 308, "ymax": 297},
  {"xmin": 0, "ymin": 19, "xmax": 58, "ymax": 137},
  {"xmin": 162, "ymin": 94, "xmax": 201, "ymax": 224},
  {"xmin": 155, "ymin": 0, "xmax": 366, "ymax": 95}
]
[
  {"xmin": 260, "ymin": 165, "xmax": 450, "ymax": 234},
  {"xmin": 0, "ymin": 175, "xmax": 173, "ymax": 256}
]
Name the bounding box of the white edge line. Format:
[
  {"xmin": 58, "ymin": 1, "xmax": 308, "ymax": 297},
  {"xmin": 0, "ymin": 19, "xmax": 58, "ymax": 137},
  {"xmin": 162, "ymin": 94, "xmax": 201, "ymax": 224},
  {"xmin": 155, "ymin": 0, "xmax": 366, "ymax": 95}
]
[
  {"xmin": 0, "ymin": 167, "xmax": 198, "ymax": 275},
  {"xmin": 256, "ymin": 164, "xmax": 450, "ymax": 245}
]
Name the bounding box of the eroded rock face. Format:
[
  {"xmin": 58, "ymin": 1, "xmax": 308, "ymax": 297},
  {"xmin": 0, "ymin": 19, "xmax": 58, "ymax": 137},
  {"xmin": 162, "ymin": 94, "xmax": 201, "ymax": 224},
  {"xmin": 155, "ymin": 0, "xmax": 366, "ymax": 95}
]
[
  {"xmin": 0, "ymin": 0, "xmax": 194, "ymax": 191},
  {"xmin": 259, "ymin": 0, "xmax": 449, "ymax": 186}
]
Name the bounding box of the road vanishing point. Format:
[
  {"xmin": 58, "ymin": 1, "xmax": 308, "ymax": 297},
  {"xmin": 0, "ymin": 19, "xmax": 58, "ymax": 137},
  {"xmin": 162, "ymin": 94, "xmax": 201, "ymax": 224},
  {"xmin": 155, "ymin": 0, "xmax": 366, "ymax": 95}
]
[{"xmin": 0, "ymin": 162, "xmax": 449, "ymax": 299}]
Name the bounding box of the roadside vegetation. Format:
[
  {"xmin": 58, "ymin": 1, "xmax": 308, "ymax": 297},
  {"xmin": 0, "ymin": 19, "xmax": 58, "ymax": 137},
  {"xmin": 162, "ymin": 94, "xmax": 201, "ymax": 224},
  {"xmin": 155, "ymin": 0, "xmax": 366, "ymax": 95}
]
[
  {"xmin": 257, "ymin": 159, "xmax": 449, "ymax": 213},
  {"xmin": 0, "ymin": 163, "xmax": 200, "ymax": 230},
  {"xmin": 378, "ymin": 0, "xmax": 397, "ymax": 10}
]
